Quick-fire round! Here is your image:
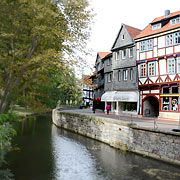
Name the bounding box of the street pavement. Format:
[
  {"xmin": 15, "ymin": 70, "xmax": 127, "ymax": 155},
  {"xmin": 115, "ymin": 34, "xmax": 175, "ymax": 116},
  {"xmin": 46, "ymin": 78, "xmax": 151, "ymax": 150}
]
[{"xmin": 61, "ymin": 108, "xmax": 180, "ymax": 133}]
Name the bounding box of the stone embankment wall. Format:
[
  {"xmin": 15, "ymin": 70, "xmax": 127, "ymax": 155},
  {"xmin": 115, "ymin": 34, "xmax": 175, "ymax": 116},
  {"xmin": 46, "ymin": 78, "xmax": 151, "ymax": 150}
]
[{"xmin": 52, "ymin": 109, "xmax": 180, "ymax": 165}]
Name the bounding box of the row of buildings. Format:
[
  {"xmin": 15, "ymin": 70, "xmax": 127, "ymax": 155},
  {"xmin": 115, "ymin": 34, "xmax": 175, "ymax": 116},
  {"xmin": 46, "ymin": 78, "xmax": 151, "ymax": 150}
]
[{"xmin": 90, "ymin": 10, "xmax": 180, "ymax": 120}]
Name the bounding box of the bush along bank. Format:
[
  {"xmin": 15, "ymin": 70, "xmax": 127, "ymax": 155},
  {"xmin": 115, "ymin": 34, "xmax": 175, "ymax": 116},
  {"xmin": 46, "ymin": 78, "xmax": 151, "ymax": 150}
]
[{"xmin": 0, "ymin": 113, "xmax": 17, "ymax": 179}]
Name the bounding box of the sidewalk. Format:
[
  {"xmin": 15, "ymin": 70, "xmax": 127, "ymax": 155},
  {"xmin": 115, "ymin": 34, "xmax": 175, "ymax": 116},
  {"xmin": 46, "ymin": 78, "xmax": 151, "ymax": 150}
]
[{"xmin": 61, "ymin": 108, "xmax": 180, "ymax": 132}]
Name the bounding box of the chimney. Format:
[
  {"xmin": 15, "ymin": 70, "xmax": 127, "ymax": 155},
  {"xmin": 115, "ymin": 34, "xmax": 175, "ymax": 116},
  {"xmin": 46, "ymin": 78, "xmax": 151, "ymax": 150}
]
[{"xmin": 165, "ymin": 10, "xmax": 170, "ymax": 17}]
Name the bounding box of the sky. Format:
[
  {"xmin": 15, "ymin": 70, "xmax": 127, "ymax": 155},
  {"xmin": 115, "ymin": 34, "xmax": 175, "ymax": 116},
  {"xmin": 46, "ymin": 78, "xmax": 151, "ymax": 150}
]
[{"xmin": 81, "ymin": 0, "xmax": 180, "ymax": 76}]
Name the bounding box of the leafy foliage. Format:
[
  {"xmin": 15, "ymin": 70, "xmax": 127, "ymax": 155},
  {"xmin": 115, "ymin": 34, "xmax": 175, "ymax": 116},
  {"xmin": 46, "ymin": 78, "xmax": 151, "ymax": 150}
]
[
  {"xmin": 0, "ymin": 0, "xmax": 93, "ymax": 113},
  {"xmin": 0, "ymin": 114, "xmax": 17, "ymax": 179}
]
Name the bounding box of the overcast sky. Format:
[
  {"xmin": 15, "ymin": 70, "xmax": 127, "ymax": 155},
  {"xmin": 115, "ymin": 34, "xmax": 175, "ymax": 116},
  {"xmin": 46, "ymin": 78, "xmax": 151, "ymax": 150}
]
[{"xmin": 81, "ymin": 0, "xmax": 180, "ymax": 76}]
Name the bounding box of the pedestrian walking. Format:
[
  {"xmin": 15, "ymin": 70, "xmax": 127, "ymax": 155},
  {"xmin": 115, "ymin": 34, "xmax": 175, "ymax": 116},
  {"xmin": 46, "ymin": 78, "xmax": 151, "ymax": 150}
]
[{"xmin": 106, "ymin": 104, "xmax": 110, "ymax": 115}]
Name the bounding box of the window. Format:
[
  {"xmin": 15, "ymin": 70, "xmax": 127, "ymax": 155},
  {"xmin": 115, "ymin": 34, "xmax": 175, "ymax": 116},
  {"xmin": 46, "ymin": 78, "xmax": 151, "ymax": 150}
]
[
  {"xmin": 123, "ymin": 102, "xmax": 137, "ymax": 111},
  {"xmin": 130, "ymin": 68, "xmax": 133, "ymax": 80},
  {"xmin": 129, "ymin": 48, "xmax": 133, "ymax": 57},
  {"xmin": 122, "ymin": 34, "xmax": 125, "ymax": 40},
  {"xmin": 151, "ymin": 23, "xmax": 161, "ymax": 31},
  {"xmin": 177, "ymin": 57, "xmax": 180, "ymax": 73},
  {"xmin": 123, "ymin": 69, "xmax": 128, "ymax": 81},
  {"xmin": 166, "ymin": 31, "xmax": 180, "ymax": 46},
  {"xmin": 162, "ymin": 97, "xmax": 169, "ymax": 111},
  {"xmin": 167, "ymin": 58, "xmax": 175, "ymax": 74},
  {"xmin": 107, "ymin": 58, "xmax": 110, "ymax": 66},
  {"xmin": 174, "ymin": 32, "xmax": 180, "ymax": 45},
  {"xmin": 171, "ymin": 97, "xmax": 178, "ymax": 111},
  {"xmin": 148, "ymin": 62, "xmax": 155, "ymax": 76},
  {"xmin": 162, "ymin": 87, "xmax": 169, "ymax": 94},
  {"xmin": 171, "ymin": 86, "xmax": 178, "ymax": 94},
  {"xmin": 122, "ymin": 49, "xmax": 126, "ymax": 59},
  {"xmin": 166, "ymin": 34, "xmax": 173, "ymax": 46},
  {"xmin": 115, "ymin": 51, "xmax": 120, "ymax": 60},
  {"xmin": 108, "ymin": 72, "xmax": 112, "ymax": 82},
  {"xmin": 161, "ymin": 96, "xmax": 178, "ymax": 111},
  {"xmin": 140, "ymin": 39, "xmax": 153, "ymax": 52},
  {"xmin": 170, "ymin": 17, "xmax": 180, "ymax": 26},
  {"xmin": 118, "ymin": 70, "xmax": 121, "ymax": 81},
  {"xmin": 140, "ymin": 63, "xmax": 146, "ymax": 77}
]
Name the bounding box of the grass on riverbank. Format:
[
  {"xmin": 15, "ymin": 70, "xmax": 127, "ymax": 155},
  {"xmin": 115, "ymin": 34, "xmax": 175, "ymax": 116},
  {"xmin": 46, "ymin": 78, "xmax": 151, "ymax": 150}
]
[{"xmin": 10, "ymin": 106, "xmax": 34, "ymax": 117}]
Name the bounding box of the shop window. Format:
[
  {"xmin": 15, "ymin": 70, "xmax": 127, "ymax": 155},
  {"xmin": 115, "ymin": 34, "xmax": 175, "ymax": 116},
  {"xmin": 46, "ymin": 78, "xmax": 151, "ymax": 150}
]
[
  {"xmin": 123, "ymin": 102, "xmax": 137, "ymax": 111},
  {"xmin": 171, "ymin": 97, "xmax": 178, "ymax": 111},
  {"xmin": 162, "ymin": 97, "xmax": 169, "ymax": 111},
  {"xmin": 162, "ymin": 87, "xmax": 169, "ymax": 94},
  {"xmin": 171, "ymin": 86, "xmax": 178, "ymax": 94}
]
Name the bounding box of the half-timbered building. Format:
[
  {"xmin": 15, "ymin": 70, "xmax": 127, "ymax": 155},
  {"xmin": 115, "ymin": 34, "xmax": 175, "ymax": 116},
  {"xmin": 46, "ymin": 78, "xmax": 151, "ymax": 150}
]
[{"xmin": 135, "ymin": 10, "xmax": 180, "ymax": 119}]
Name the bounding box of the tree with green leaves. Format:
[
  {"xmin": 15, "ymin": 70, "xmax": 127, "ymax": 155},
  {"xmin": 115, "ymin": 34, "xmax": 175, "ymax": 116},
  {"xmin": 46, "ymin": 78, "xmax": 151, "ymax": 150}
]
[{"xmin": 0, "ymin": 0, "xmax": 93, "ymax": 113}]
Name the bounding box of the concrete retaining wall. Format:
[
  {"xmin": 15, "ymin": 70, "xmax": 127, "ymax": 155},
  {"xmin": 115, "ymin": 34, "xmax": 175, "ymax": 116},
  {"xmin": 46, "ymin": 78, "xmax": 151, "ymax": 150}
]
[{"xmin": 52, "ymin": 109, "xmax": 180, "ymax": 165}]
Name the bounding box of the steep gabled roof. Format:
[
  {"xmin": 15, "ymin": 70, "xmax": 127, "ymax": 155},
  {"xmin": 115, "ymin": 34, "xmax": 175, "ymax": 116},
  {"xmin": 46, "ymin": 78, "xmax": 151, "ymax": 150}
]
[
  {"xmin": 98, "ymin": 52, "xmax": 111, "ymax": 59},
  {"xmin": 124, "ymin": 24, "xmax": 141, "ymax": 38},
  {"xmin": 95, "ymin": 51, "xmax": 111, "ymax": 66},
  {"xmin": 135, "ymin": 10, "xmax": 180, "ymax": 40},
  {"xmin": 111, "ymin": 24, "xmax": 141, "ymax": 50}
]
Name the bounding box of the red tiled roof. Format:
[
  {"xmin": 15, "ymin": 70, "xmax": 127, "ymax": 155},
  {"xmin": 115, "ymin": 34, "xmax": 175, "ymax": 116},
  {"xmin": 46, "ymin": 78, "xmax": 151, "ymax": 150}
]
[
  {"xmin": 124, "ymin": 24, "xmax": 141, "ymax": 38},
  {"xmin": 102, "ymin": 52, "xmax": 112, "ymax": 60},
  {"xmin": 152, "ymin": 10, "xmax": 180, "ymax": 23},
  {"xmin": 98, "ymin": 52, "xmax": 111, "ymax": 59},
  {"xmin": 135, "ymin": 10, "xmax": 180, "ymax": 39}
]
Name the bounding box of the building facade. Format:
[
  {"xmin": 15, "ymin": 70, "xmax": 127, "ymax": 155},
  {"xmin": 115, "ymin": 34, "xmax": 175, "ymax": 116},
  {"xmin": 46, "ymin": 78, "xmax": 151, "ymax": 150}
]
[
  {"xmin": 102, "ymin": 24, "xmax": 141, "ymax": 115},
  {"xmin": 82, "ymin": 75, "xmax": 93, "ymax": 107},
  {"xmin": 91, "ymin": 52, "xmax": 110, "ymax": 110},
  {"xmin": 135, "ymin": 10, "xmax": 180, "ymax": 119}
]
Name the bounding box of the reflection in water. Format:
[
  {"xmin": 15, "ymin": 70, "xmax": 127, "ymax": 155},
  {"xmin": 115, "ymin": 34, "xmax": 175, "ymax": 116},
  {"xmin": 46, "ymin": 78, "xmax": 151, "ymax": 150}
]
[
  {"xmin": 51, "ymin": 125, "xmax": 180, "ymax": 180},
  {"xmin": 52, "ymin": 132, "xmax": 105, "ymax": 180},
  {"xmin": 7, "ymin": 115, "xmax": 180, "ymax": 180}
]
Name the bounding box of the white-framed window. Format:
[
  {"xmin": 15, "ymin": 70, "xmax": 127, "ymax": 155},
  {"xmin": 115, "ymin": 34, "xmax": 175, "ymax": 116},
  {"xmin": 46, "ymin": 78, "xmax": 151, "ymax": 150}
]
[
  {"xmin": 130, "ymin": 68, "xmax": 133, "ymax": 80},
  {"xmin": 166, "ymin": 34, "xmax": 174, "ymax": 46},
  {"xmin": 167, "ymin": 58, "xmax": 175, "ymax": 74},
  {"xmin": 118, "ymin": 70, "xmax": 121, "ymax": 81},
  {"xmin": 174, "ymin": 32, "xmax": 180, "ymax": 45},
  {"xmin": 129, "ymin": 48, "xmax": 133, "ymax": 57},
  {"xmin": 148, "ymin": 62, "xmax": 155, "ymax": 76},
  {"xmin": 122, "ymin": 49, "xmax": 126, "ymax": 59},
  {"xmin": 108, "ymin": 72, "xmax": 112, "ymax": 82},
  {"xmin": 140, "ymin": 39, "xmax": 153, "ymax": 52},
  {"xmin": 151, "ymin": 23, "xmax": 161, "ymax": 31},
  {"xmin": 123, "ymin": 69, "xmax": 128, "ymax": 81},
  {"xmin": 166, "ymin": 31, "xmax": 180, "ymax": 46},
  {"xmin": 107, "ymin": 58, "xmax": 110, "ymax": 66},
  {"xmin": 170, "ymin": 17, "xmax": 180, "ymax": 26},
  {"xmin": 140, "ymin": 63, "xmax": 146, "ymax": 77},
  {"xmin": 115, "ymin": 51, "xmax": 120, "ymax": 60},
  {"xmin": 177, "ymin": 57, "xmax": 180, "ymax": 73}
]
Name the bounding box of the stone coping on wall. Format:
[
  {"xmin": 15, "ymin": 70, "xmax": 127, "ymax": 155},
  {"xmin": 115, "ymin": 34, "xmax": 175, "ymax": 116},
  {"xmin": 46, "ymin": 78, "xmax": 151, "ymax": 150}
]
[
  {"xmin": 57, "ymin": 110, "xmax": 180, "ymax": 136},
  {"xmin": 57, "ymin": 111, "xmax": 136, "ymax": 127}
]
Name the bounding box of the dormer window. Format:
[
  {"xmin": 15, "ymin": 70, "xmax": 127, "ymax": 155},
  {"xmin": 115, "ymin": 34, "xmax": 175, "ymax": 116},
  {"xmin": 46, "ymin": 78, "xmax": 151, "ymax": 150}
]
[
  {"xmin": 170, "ymin": 17, "xmax": 180, "ymax": 25},
  {"xmin": 151, "ymin": 23, "xmax": 161, "ymax": 31}
]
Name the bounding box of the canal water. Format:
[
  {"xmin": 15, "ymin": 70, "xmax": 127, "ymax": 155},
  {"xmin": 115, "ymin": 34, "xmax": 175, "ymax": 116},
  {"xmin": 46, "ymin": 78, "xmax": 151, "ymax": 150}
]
[{"xmin": 7, "ymin": 115, "xmax": 180, "ymax": 180}]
